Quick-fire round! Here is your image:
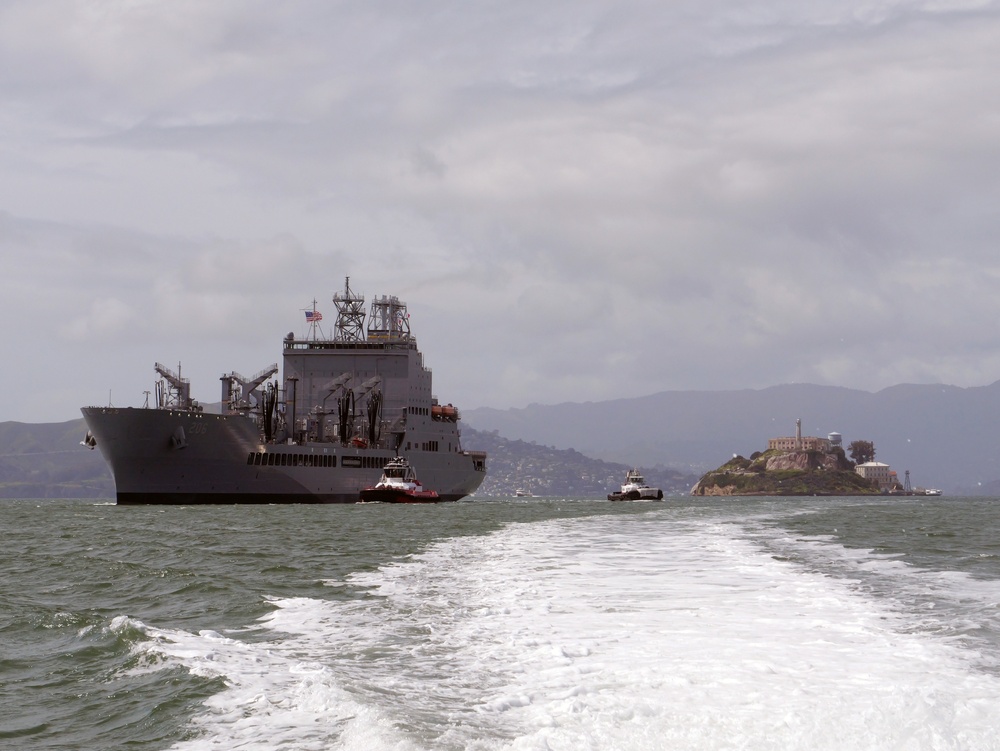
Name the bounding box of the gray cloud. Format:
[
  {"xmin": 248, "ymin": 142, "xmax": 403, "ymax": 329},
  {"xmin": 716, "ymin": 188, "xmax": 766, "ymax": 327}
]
[{"xmin": 2, "ymin": 1, "xmax": 999, "ymax": 421}]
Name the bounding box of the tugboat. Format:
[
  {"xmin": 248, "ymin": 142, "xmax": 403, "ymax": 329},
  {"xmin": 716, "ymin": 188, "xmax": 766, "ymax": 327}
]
[
  {"xmin": 608, "ymin": 468, "xmax": 664, "ymax": 501},
  {"xmin": 360, "ymin": 458, "xmax": 441, "ymax": 503}
]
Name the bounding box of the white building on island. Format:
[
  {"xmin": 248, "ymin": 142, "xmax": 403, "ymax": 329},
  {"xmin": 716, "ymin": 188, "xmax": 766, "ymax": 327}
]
[{"xmin": 855, "ymin": 461, "xmax": 897, "ymax": 491}]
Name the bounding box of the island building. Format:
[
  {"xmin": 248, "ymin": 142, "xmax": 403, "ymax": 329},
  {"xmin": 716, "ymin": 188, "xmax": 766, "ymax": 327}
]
[
  {"xmin": 855, "ymin": 461, "xmax": 897, "ymax": 492},
  {"xmin": 768, "ymin": 419, "xmax": 835, "ymax": 452},
  {"xmin": 768, "ymin": 420, "xmax": 900, "ymax": 490}
]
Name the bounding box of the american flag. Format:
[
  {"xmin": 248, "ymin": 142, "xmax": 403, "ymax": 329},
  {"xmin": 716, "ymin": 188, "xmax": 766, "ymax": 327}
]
[{"xmin": 305, "ymin": 310, "xmax": 323, "ymax": 322}]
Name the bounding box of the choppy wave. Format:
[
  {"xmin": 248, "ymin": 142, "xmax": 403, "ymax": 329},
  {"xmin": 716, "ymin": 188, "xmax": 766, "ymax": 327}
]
[{"xmin": 127, "ymin": 512, "xmax": 1000, "ymax": 750}]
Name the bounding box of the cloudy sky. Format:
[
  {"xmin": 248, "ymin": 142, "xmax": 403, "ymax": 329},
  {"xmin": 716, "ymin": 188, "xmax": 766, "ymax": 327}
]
[{"xmin": 3, "ymin": 0, "xmax": 999, "ymax": 423}]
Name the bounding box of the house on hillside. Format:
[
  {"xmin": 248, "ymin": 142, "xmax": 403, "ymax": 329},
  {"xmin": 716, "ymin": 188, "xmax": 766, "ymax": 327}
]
[{"xmin": 855, "ymin": 461, "xmax": 897, "ymax": 492}]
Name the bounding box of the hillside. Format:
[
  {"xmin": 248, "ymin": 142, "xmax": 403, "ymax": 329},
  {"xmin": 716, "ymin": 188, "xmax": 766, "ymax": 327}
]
[
  {"xmin": 460, "ymin": 427, "xmax": 697, "ymax": 497},
  {"xmin": 10, "ymin": 377, "xmax": 998, "ymax": 498},
  {"xmin": 0, "ymin": 420, "xmax": 698, "ymax": 500},
  {"xmin": 691, "ymin": 449, "xmax": 880, "ymax": 496},
  {"xmin": 463, "ymin": 382, "xmax": 1000, "ymax": 494},
  {"xmin": 0, "ymin": 419, "xmax": 114, "ymax": 498}
]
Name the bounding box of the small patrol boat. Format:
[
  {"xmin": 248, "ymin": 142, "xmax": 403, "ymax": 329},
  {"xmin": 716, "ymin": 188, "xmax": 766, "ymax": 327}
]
[
  {"xmin": 360, "ymin": 458, "xmax": 440, "ymax": 503},
  {"xmin": 608, "ymin": 468, "xmax": 664, "ymax": 501}
]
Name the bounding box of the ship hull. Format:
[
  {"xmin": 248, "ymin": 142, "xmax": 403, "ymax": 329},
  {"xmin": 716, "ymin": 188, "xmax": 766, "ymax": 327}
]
[{"xmin": 82, "ymin": 407, "xmax": 485, "ymax": 505}]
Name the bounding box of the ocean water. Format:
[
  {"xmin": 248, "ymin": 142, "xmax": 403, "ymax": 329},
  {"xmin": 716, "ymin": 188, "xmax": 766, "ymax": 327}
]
[{"xmin": 2, "ymin": 495, "xmax": 1000, "ymax": 750}]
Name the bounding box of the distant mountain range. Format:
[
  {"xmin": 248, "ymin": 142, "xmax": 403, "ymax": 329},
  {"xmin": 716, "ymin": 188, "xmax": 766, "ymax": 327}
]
[
  {"xmin": 462, "ymin": 382, "xmax": 1000, "ymax": 495},
  {"xmin": 0, "ymin": 419, "xmax": 697, "ymax": 500},
  {"xmin": 0, "ymin": 419, "xmax": 113, "ymax": 498},
  {"xmin": 6, "ymin": 381, "xmax": 1000, "ymax": 498},
  {"xmin": 459, "ymin": 427, "xmax": 696, "ymax": 497}
]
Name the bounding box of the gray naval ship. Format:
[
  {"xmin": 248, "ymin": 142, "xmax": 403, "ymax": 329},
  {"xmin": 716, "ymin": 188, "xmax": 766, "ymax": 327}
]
[{"xmin": 81, "ymin": 278, "xmax": 487, "ymax": 504}]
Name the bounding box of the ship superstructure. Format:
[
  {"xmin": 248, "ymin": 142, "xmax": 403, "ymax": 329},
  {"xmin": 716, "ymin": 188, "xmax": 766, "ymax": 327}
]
[{"xmin": 81, "ymin": 278, "xmax": 487, "ymax": 504}]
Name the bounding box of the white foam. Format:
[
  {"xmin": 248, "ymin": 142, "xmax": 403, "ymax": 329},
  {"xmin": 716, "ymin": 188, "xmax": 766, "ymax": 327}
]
[
  {"xmin": 124, "ymin": 613, "xmax": 417, "ymax": 750},
  {"xmin": 134, "ymin": 512, "xmax": 1000, "ymax": 750},
  {"xmin": 752, "ymin": 522, "xmax": 1000, "ymax": 654}
]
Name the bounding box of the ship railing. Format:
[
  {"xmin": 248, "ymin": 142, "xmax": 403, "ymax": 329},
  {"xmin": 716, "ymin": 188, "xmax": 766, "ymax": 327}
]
[{"xmin": 463, "ymin": 450, "xmax": 487, "ymax": 473}]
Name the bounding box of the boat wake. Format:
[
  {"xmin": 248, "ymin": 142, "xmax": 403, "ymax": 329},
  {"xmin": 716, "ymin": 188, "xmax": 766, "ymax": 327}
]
[{"xmin": 122, "ymin": 512, "xmax": 1000, "ymax": 750}]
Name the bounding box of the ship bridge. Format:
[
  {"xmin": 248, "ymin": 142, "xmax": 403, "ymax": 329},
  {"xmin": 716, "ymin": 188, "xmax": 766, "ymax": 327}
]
[{"xmin": 281, "ymin": 278, "xmax": 433, "ymax": 448}]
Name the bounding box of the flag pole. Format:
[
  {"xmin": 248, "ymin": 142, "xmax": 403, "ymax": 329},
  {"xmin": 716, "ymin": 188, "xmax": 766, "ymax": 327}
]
[{"xmin": 304, "ymin": 299, "xmax": 325, "ymax": 340}]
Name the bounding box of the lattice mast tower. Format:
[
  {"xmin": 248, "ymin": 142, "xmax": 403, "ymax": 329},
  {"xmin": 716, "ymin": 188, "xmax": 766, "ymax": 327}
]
[{"xmin": 332, "ymin": 276, "xmax": 366, "ymax": 342}]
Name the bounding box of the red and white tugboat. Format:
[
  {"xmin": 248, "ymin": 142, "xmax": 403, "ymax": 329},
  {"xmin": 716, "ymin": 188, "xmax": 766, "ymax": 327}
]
[{"xmin": 360, "ymin": 458, "xmax": 441, "ymax": 503}]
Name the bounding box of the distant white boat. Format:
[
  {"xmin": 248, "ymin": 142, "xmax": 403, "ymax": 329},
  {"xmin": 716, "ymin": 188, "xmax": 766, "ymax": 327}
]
[
  {"xmin": 924, "ymin": 488, "xmax": 943, "ymax": 496},
  {"xmin": 515, "ymin": 488, "xmax": 534, "ymax": 498}
]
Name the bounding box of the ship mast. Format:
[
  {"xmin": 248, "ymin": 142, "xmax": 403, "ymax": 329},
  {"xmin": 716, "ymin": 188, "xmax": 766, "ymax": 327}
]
[
  {"xmin": 305, "ymin": 298, "xmax": 327, "ymax": 341},
  {"xmin": 332, "ymin": 276, "xmax": 365, "ymax": 342}
]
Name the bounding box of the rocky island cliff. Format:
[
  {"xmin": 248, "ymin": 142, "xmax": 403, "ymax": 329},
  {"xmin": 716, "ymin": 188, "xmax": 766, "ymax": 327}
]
[{"xmin": 691, "ymin": 447, "xmax": 880, "ymax": 496}]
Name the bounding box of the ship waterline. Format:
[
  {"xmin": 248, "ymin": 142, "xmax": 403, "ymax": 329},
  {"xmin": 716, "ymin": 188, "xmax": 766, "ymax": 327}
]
[{"xmin": 82, "ymin": 279, "xmax": 486, "ymax": 504}]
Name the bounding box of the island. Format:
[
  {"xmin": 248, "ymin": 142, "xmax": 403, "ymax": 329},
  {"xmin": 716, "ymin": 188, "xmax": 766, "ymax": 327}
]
[{"xmin": 691, "ymin": 419, "xmax": 881, "ymax": 496}]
